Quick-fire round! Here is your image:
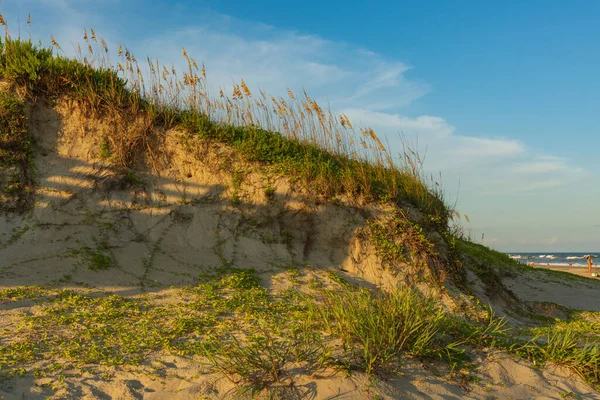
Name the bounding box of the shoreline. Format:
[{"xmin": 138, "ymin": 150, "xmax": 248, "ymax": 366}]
[{"xmin": 531, "ymin": 264, "xmax": 599, "ymax": 278}]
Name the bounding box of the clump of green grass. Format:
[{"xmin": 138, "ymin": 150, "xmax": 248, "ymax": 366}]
[
  {"xmin": 511, "ymin": 327, "xmax": 600, "ymax": 387},
  {"xmin": 363, "ymin": 209, "xmax": 448, "ymax": 284},
  {"xmin": 510, "ymin": 310, "xmax": 600, "ymax": 387},
  {"xmin": 0, "ymin": 91, "xmax": 34, "ymax": 212},
  {"xmin": 203, "ymin": 323, "xmax": 328, "ymax": 397},
  {"xmin": 308, "ymin": 286, "xmax": 447, "ymax": 375}
]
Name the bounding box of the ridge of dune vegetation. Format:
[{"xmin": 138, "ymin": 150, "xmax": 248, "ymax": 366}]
[{"xmin": 1, "ymin": 17, "xmax": 600, "ymax": 399}]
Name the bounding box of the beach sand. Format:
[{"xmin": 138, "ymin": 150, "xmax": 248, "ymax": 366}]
[
  {"xmin": 532, "ymin": 264, "xmax": 600, "ymax": 279},
  {"xmin": 2, "ymin": 96, "xmax": 600, "ymax": 399}
]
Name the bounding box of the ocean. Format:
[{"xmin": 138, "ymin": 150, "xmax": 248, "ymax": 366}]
[{"xmin": 507, "ymin": 252, "xmax": 598, "ymax": 267}]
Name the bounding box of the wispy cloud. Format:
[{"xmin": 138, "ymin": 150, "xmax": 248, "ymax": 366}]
[
  {"xmin": 342, "ymin": 108, "xmax": 525, "ymax": 172},
  {"xmin": 510, "ymin": 161, "xmax": 565, "ymax": 174},
  {"xmin": 342, "ymin": 109, "xmax": 454, "ymax": 139}
]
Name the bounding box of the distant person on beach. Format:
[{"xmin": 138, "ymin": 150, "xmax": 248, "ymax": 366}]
[
  {"xmin": 587, "ymin": 255, "xmax": 593, "ymax": 275},
  {"xmin": 569, "ymin": 261, "xmax": 573, "ymax": 267}
]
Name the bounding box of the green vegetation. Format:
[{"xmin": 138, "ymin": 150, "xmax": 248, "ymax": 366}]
[
  {"xmin": 2, "ymin": 267, "xmax": 600, "ymax": 394},
  {"xmin": 367, "ymin": 210, "xmax": 437, "ymax": 267},
  {"xmin": 458, "ymin": 239, "xmax": 526, "ymax": 278},
  {"xmin": 0, "ymin": 90, "xmax": 33, "ymax": 212},
  {"xmin": 70, "ymin": 244, "xmax": 114, "ymax": 271},
  {"xmin": 0, "ymin": 23, "xmax": 449, "ymax": 222},
  {"xmin": 512, "ymin": 319, "xmax": 600, "ymax": 387},
  {"xmin": 309, "ymin": 287, "xmax": 446, "ymax": 374}
]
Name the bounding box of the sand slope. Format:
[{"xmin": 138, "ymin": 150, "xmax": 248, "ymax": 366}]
[{"xmin": 1, "ymin": 98, "xmax": 599, "ymax": 399}]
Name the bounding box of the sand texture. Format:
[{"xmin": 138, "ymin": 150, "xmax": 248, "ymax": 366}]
[{"xmin": 1, "ymin": 97, "xmax": 600, "ymax": 399}]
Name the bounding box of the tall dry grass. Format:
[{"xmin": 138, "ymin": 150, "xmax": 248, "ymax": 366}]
[{"xmin": 0, "ymin": 16, "xmax": 450, "ymax": 222}]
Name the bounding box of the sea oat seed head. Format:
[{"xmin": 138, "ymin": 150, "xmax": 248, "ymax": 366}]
[{"xmin": 241, "ymin": 79, "xmax": 252, "ymax": 97}]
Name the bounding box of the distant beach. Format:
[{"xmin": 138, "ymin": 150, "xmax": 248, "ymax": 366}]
[
  {"xmin": 508, "ymin": 252, "xmax": 598, "ymax": 268},
  {"xmin": 531, "ymin": 264, "xmax": 600, "ymax": 279},
  {"xmin": 506, "ymin": 252, "xmax": 600, "ymax": 278}
]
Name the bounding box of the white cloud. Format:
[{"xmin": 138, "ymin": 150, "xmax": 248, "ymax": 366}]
[
  {"xmin": 341, "ymin": 108, "xmax": 525, "ymax": 172},
  {"xmin": 510, "ymin": 161, "xmax": 564, "ymax": 174},
  {"xmin": 444, "ymin": 136, "xmax": 524, "ymax": 160},
  {"xmin": 520, "ymin": 179, "xmax": 563, "ymax": 191},
  {"xmin": 343, "ymin": 109, "xmax": 454, "ymax": 138}
]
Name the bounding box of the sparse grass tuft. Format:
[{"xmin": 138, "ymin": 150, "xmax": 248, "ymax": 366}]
[
  {"xmin": 0, "ymin": 91, "xmax": 34, "ymax": 212},
  {"xmin": 203, "ymin": 323, "xmax": 328, "ymax": 396},
  {"xmin": 308, "ymin": 286, "xmax": 447, "ymax": 375},
  {"xmin": 511, "ymin": 327, "xmax": 600, "ymax": 387}
]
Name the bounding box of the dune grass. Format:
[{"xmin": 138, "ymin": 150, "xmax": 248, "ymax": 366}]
[
  {"xmin": 0, "ymin": 18, "xmax": 449, "ymax": 223},
  {"xmin": 307, "ymin": 286, "xmax": 447, "ymax": 375}
]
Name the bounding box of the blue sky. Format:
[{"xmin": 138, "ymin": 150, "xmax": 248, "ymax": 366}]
[{"xmin": 3, "ymin": 0, "xmax": 599, "ymax": 251}]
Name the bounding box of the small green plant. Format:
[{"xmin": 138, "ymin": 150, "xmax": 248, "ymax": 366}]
[
  {"xmin": 120, "ymin": 171, "xmax": 146, "ymax": 186},
  {"xmin": 88, "ymin": 250, "xmax": 112, "ymax": 270},
  {"xmin": 366, "ymin": 211, "xmax": 437, "ymax": 271},
  {"xmin": 71, "ymin": 246, "xmax": 113, "ymax": 270},
  {"xmin": 326, "ymin": 270, "xmax": 352, "ymax": 288},
  {"xmin": 229, "ymin": 168, "xmax": 245, "ymax": 205},
  {"xmin": 264, "ymin": 185, "xmax": 276, "ymax": 200},
  {"xmin": 0, "ymin": 91, "xmax": 34, "ymax": 212},
  {"xmin": 99, "ymin": 137, "xmax": 111, "ymax": 159}
]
